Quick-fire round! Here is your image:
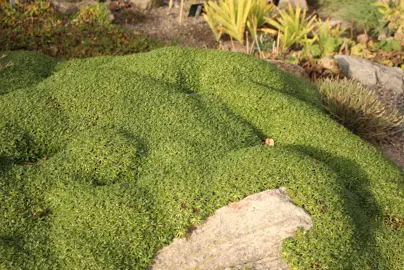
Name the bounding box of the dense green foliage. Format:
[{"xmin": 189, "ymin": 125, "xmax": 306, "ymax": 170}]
[
  {"xmin": 0, "ymin": 52, "xmax": 59, "ymax": 95},
  {"xmin": 0, "ymin": 48, "xmax": 403, "ymax": 269},
  {"xmin": 0, "ymin": 1, "xmax": 160, "ymax": 59}
]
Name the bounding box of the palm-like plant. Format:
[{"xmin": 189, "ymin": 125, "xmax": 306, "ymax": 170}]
[
  {"xmin": 204, "ymin": 0, "xmax": 254, "ymax": 44},
  {"xmin": 263, "ymin": 3, "xmax": 317, "ymax": 50},
  {"xmin": 204, "ymin": 0, "xmax": 275, "ymax": 44}
]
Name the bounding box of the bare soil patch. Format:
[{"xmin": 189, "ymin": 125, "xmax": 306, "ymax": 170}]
[{"xmin": 114, "ymin": 2, "xmax": 218, "ymax": 48}]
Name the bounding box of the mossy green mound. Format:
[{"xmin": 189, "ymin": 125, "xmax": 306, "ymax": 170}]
[
  {"xmin": 0, "ymin": 51, "xmax": 59, "ymax": 95},
  {"xmin": 1, "ymin": 47, "xmax": 403, "ymax": 269}
]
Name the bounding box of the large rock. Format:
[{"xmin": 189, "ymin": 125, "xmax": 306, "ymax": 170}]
[
  {"xmin": 277, "ymin": 0, "xmax": 308, "ymax": 9},
  {"xmin": 334, "ymin": 55, "xmax": 404, "ymax": 94},
  {"xmin": 151, "ymin": 188, "xmax": 313, "ymax": 270}
]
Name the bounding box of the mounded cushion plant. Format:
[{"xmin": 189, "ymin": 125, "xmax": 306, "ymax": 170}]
[{"xmin": 0, "ymin": 48, "xmax": 403, "ymax": 269}]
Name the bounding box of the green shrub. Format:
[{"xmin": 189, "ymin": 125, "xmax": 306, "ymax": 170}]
[
  {"xmin": 317, "ymin": 78, "xmax": 404, "ymax": 142},
  {"xmin": 1, "ymin": 48, "xmax": 403, "ymax": 269},
  {"xmin": 0, "ymin": 0, "xmax": 161, "ymax": 58},
  {"xmin": 372, "ymin": 0, "xmax": 404, "ymax": 38},
  {"xmin": 73, "ymin": 3, "xmax": 112, "ymax": 26},
  {"xmin": 307, "ymin": 18, "xmax": 346, "ymax": 58}
]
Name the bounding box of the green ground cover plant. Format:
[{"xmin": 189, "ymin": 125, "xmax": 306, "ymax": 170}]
[{"xmin": 0, "ymin": 47, "xmax": 403, "ymax": 269}]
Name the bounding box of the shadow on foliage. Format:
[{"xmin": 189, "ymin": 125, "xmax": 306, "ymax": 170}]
[
  {"xmin": 132, "ymin": 71, "xmax": 265, "ymax": 148},
  {"xmin": 0, "ymin": 53, "xmax": 60, "ymax": 96},
  {"xmin": 0, "ymin": 155, "xmax": 13, "ymax": 174},
  {"xmin": 0, "ymin": 235, "xmax": 25, "ymax": 260},
  {"xmin": 286, "ymin": 144, "xmax": 387, "ymax": 268},
  {"xmin": 251, "ymin": 79, "xmax": 322, "ymax": 110}
]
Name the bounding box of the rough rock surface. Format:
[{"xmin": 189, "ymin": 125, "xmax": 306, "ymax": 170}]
[
  {"xmin": 278, "ymin": 0, "xmax": 308, "ymax": 9},
  {"xmin": 151, "ymin": 188, "xmax": 312, "ymax": 270},
  {"xmin": 334, "ymin": 55, "xmax": 404, "ymax": 94},
  {"xmin": 129, "ymin": 0, "xmax": 163, "ymax": 10}
]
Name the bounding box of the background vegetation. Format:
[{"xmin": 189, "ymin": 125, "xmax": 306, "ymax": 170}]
[
  {"xmin": 204, "ymin": 0, "xmax": 404, "ymax": 69},
  {"xmin": 0, "ymin": 0, "xmax": 161, "ymax": 58}
]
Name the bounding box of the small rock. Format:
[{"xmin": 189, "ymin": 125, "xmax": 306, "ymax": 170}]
[
  {"xmin": 151, "ymin": 188, "xmax": 312, "ymax": 270},
  {"xmin": 357, "ymin": 33, "xmax": 369, "ymax": 45}
]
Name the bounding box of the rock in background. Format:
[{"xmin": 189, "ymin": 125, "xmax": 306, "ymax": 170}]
[
  {"xmin": 334, "ymin": 55, "xmax": 404, "ymax": 93},
  {"xmin": 151, "ymin": 188, "xmax": 312, "ymax": 270},
  {"xmin": 334, "ymin": 55, "xmax": 404, "ymax": 113}
]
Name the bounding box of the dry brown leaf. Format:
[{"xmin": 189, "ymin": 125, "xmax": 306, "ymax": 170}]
[{"xmin": 264, "ymin": 138, "xmax": 275, "ymax": 146}]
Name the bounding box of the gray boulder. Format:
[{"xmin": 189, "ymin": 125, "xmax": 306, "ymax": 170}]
[
  {"xmin": 151, "ymin": 188, "xmax": 312, "ymax": 270},
  {"xmin": 334, "ymin": 55, "xmax": 404, "ymax": 94}
]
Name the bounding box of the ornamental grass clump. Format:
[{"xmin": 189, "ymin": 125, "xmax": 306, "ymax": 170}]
[
  {"xmin": 203, "ymin": 0, "xmax": 275, "ymax": 44},
  {"xmin": 264, "ymin": 3, "xmax": 317, "ymax": 51},
  {"xmin": 317, "ymin": 78, "xmax": 404, "ymax": 142}
]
